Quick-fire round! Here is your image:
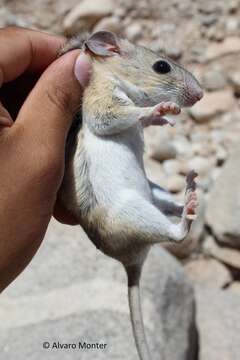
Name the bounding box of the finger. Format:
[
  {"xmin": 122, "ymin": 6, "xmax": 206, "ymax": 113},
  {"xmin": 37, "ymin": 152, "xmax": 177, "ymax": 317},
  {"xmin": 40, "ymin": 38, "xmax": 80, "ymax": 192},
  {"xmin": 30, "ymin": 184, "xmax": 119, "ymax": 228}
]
[
  {"xmin": 16, "ymin": 51, "xmax": 92, "ymax": 148},
  {"xmin": 0, "ymin": 26, "xmax": 65, "ymax": 86},
  {"xmin": 53, "ymin": 201, "xmax": 79, "ymax": 225},
  {"xmin": 0, "ymin": 102, "xmax": 13, "ymax": 127}
]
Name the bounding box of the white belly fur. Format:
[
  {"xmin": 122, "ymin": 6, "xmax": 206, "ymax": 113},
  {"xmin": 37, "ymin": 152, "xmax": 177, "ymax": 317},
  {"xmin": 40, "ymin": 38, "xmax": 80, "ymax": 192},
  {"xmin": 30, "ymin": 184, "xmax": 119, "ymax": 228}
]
[{"xmin": 83, "ymin": 124, "xmax": 152, "ymax": 208}]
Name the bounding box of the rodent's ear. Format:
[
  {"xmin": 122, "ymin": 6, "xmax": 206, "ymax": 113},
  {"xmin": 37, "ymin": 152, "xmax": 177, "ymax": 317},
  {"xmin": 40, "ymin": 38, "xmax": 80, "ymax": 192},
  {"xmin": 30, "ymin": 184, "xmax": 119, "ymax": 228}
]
[{"xmin": 84, "ymin": 31, "xmax": 120, "ymax": 57}]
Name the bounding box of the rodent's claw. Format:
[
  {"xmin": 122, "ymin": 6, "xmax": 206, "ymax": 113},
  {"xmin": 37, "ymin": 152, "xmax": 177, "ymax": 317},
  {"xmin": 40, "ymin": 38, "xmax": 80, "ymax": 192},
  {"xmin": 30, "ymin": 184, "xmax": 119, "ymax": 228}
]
[{"xmin": 169, "ymin": 103, "xmax": 181, "ymax": 115}]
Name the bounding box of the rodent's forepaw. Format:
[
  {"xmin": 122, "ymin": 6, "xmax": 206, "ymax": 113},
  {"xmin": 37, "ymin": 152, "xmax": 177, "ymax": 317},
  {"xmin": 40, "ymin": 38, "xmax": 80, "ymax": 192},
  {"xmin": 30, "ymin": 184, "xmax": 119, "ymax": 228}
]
[
  {"xmin": 141, "ymin": 101, "xmax": 181, "ymax": 128},
  {"xmin": 153, "ymin": 101, "xmax": 181, "ymax": 117}
]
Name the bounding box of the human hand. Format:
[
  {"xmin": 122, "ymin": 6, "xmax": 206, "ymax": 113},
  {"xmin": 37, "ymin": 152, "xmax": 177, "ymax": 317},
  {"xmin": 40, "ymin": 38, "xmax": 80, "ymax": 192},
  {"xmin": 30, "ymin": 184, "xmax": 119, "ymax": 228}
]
[{"xmin": 0, "ymin": 27, "xmax": 92, "ymax": 291}]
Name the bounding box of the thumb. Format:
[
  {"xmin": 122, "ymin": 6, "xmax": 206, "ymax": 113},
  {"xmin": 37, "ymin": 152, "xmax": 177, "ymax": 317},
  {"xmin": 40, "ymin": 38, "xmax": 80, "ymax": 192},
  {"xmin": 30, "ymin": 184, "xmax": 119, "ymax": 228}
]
[{"xmin": 16, "ymin": 50, "xmax": 92, "ymax": 147}]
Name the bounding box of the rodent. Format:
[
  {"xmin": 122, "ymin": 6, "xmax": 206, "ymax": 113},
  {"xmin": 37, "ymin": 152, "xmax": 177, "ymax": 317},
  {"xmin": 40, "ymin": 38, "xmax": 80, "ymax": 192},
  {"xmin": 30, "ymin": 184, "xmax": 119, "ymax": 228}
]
[{"xmin": 58, "ymin": 31, "xmax": 203, "ymax": 360}]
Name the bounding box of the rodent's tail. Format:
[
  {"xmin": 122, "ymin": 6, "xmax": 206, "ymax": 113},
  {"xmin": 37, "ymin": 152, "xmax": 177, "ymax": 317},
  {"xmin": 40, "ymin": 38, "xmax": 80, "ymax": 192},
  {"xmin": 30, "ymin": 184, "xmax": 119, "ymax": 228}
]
[{"xmin": 125, "ymin": 264, "xmax": 152, "ymax": 360}]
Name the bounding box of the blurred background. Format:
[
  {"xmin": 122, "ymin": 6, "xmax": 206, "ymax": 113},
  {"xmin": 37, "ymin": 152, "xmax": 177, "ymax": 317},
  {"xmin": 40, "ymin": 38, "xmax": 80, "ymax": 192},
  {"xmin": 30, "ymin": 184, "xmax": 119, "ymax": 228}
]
[{"xmin": 0, "ymin": 0, "xmax": 240, "ymax": 359}]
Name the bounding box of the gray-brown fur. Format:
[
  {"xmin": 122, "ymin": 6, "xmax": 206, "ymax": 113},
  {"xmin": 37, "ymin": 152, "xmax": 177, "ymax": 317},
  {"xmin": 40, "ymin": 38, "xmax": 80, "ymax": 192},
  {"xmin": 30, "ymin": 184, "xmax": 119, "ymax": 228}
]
[{"xmin": 58, "ymin": 31, "xmax": 202, "ymax": 360}]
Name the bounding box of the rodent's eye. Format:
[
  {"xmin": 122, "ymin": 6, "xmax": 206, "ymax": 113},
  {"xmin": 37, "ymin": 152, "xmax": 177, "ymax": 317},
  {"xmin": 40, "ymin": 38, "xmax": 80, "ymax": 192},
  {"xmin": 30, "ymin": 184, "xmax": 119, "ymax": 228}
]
[{"xmin": 153, "ymin": 60, "xmax": 171, "ymax": 74}]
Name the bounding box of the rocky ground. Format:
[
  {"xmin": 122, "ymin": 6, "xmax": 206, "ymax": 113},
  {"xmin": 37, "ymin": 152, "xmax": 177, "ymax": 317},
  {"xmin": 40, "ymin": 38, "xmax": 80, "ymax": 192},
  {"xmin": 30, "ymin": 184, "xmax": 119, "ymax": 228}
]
[{"xmin": 0, "ymin": 0, "xmax": 240, "ymax": 359}]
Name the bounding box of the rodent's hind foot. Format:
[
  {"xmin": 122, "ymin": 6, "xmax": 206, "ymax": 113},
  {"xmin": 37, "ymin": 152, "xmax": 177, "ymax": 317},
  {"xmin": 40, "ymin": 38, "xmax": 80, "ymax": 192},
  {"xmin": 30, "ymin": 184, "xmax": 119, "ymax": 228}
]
[
  {"xmin": 185, "ymin": 192, "xmax": 198, "ymax": 220},
  {"xmin": 183, "ymin": 170, "xmax": 198, "ymax": 221},
  {"xmin": 186, "ymin": 170, "xmax": 198, "ymax": 193}
]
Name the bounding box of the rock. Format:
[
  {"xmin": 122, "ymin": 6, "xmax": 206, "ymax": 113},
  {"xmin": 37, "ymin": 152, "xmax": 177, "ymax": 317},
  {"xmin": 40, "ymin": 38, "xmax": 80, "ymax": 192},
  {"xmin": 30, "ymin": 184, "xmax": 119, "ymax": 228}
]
[
  {"xmin": 210, "ymin": 167, "xmax": 222, "ymax": 183},
  {"xmin": 220, "ymin": 111, "xmax": 240, "ymax": 147},
  {"xmin": 0, "ymin": 311, "xmax": 140, "ymax": 360},
  {"xmin": 144, "ymin": 157, "xmax": 167, "ymax": 187},
  {"xmin": 189, "ymin": 90, "xmax": 235, "ymax": 122},
  {"xmin": 226, "ymin": 17, "xmax": 239, "ymax": 36},
  {"xmin": 179, "ymin": 161, "xmax": 192, "ymax": 176},
  {"xmin": 206, "ymin": 143, "xmax": 240, "ymax": 249},
  {"xmin": 184, "ymin": 258, "xmax": 232, "ymax": 288},
  {"xmin": 190, "ymin": 130, "xmax": 208, "ymax": 144},
  {"xmin": 126, "ymin": 22, "xmax": 142, "ymax": 41},
  {"xmin": 0, "ymin": 220, "xmax": 198, "ymax": 360},
  {"xmin": 144, "ymin": 247, "xmax": 198, "ymax": 360},
  {"xmin": 166, "ymin": 174, "xmax": 186, "ymax": 193},
  {"xmin": 215, "ymin": 146, "xmax": 227, "ymax": 166},
  {"xmin": 210, "ymin": 129, "xmax": 225, "ymax": 144},
  {"xmin": 172, "ymin": 136, "xmax": 193, "ymax": 158},
  {"xmin": 205, "ymin": 25, "xmax": 225, "ymax": 42},
  {"xmin": 162, "ymin": 159, "xmax": 181, "ymax": 176},
  {"xmin": 202, "ymin": 69, "xmax": 227, "ymax": 91},
  {"xmin": 200, "ymin": 13, "xmax": 218, "ymax": 27},
  {"xmin": 150, "ymin": 40, "xmax": 165, "ymax": 53},
  {"xmin": 227, "ymin": 0, "xmax": 240, "ymax": 14},
  {"xmin": 196, "ymin": 287, "xmax": 240, "ymax": 360},
  {"xmin": 204, "ymin": 36, "xmax": 240, "ymax": 62},
  {"xmin": 94, "ymin": 16, "xmax": 122, "ymax": 34},
  {"xmin": 166, "ymin": 190, "xmax": 205, "ymax": 258},
  {"xmin": 198, "ymin": 1, "xmax": 221, "ymax": 14},
  {"xmin": 115, "ymin": 7, "xmax": 126, "ymax": 18},
  {"xmin": 149, "ymin": 142, "xmax": 177, "ymax": 162},
  {"xmin": 145, "ymin": 127, "xmax": 177, "ymax": 162},
  {"xmin": 228, "ymin": 71, "xmax": 240, "ymax": 95},
  {"xmin": 0, "ymin": 8, "xmax": 30, "ymax": 28},
  {"xmin": 228, "ymin": 282, "xmax": 240, "ymax": 295},
  {"xmin": 63, "ymin": 0, "xmax": 115, "ymax": 34},
  {"xmin": 203, "ymin": 235, "xmax": 240, "ymax": 269},
  {"xmin": 165, "ymin": 42, "xmax": 183, "ymax": 60},
  {"xmin": 191, "ymin": 40, "xmax": 210, "ymax": 61},
  {"xmin": 188, "ymin": 156, "xmax": 213, "ymax": 177},
  {"xmin": 192, "ymin": 142, "xmax": 212, "ymax": 157}
]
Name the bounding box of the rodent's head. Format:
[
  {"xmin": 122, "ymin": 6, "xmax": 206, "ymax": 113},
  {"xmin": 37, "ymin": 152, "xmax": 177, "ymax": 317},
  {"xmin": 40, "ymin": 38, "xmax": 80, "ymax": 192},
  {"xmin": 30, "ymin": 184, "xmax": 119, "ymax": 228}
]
[{"xmin": 84, "ymin": 31, "xmax": 203, "ymax": 108}]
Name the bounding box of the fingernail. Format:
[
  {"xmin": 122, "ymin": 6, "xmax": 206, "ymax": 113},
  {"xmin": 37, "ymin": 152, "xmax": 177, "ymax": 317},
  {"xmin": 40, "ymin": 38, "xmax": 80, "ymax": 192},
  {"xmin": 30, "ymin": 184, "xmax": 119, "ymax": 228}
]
[{"xmin": 74, "ymin": 52, "xmax": 92, "ymax": 88}]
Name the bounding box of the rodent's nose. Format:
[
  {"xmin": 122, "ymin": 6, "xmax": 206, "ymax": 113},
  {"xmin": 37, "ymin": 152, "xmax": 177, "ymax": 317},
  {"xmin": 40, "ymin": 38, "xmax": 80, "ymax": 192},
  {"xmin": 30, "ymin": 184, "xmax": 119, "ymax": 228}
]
[
  {"xmin": 190, "ymin": 82, "xmax": 203, "ymax": 102},
  {"xmin": 184, "ymin": 73, "xmax": 204, "ymax": 105},
  {"xmin": 184, "ymin": 87, "xmax": 203, "ymax": 106},
  {"xmin": 194, "ymin": 89, "xmax": 203, "ymax": 101}
]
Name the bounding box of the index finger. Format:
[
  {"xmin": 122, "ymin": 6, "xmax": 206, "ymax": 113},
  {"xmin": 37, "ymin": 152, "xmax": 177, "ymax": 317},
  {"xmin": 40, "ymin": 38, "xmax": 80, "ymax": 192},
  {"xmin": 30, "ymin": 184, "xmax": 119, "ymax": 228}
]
[{"xmin": 0, "ymin": 26, "xmax": 65, "ymax": 86}]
